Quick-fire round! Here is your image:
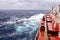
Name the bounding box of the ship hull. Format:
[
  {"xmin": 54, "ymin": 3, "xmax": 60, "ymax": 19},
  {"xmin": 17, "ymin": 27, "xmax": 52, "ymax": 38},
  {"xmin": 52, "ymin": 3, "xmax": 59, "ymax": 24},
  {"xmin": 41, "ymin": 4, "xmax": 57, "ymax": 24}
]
[{"xmin": 35, "ymin": 14, "xmax": 60, "ymax": 40}]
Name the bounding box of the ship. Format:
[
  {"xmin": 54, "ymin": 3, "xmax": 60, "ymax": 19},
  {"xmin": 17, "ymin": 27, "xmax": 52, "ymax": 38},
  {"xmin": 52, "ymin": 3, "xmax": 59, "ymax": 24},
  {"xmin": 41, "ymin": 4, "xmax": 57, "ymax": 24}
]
[{"xmin": 35, "ymin": 5, "xmax": 60, "ymax": 40}]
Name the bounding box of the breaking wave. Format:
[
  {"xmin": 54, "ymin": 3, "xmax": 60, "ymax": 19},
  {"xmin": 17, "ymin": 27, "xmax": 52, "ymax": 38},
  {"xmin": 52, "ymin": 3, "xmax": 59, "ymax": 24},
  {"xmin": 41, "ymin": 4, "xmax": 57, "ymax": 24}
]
[
  {"xmin": 0, "ymin": 13, "xmax": 45, "ymax": 40},
  {"xmin": 15, "ymin": 13, "xmax": 45, "ymax": 40}
]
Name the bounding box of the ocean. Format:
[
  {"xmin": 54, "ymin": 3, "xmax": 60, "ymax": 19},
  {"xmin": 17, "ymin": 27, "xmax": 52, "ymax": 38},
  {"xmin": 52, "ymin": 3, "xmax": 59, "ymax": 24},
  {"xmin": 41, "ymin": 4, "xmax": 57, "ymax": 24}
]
[{"xmin": 0, "ymin": 10, "xmax": 49, "ymax": 40}]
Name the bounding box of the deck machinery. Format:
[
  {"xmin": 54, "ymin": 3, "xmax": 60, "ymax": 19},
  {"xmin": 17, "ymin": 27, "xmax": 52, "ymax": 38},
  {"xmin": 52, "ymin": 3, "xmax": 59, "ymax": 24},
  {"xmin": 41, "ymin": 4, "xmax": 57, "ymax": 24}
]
[{"xmin": 35, "ymin": 5, "xmax": 60, "ymax": 40}]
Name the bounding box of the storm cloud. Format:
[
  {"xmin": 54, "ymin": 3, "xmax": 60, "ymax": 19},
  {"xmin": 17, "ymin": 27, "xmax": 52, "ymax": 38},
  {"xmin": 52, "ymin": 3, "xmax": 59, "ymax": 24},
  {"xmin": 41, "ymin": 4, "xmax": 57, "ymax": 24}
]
[{"xmin": 0, "ymin": 0, "xmax": 60, "ymax": 10}]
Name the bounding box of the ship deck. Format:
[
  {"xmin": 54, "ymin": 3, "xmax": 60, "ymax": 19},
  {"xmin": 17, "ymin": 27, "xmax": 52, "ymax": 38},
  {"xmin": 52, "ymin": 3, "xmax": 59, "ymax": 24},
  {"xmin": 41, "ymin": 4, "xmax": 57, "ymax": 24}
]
[{"xmin": 36, "ymin": 31, "xmax": 60, "ymax": 40}]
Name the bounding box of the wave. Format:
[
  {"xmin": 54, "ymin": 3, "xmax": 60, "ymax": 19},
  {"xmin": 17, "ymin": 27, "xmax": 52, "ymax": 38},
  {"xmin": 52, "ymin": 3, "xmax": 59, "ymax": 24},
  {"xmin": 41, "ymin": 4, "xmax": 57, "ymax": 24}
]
[
  {"xmin": 0, "ymin": 13, "xmax": 45, "ymax": 40},
  {"xmin": 15, "ymin": 13, "xmax": 45, "ymax": 40}
]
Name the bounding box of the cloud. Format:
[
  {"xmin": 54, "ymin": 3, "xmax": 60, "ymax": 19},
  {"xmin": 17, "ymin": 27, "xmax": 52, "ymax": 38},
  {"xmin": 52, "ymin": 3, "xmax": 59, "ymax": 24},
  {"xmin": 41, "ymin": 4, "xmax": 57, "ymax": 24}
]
[{"xmin": 0, "ymin": 0, "xmax": 60, "ymax": 10}]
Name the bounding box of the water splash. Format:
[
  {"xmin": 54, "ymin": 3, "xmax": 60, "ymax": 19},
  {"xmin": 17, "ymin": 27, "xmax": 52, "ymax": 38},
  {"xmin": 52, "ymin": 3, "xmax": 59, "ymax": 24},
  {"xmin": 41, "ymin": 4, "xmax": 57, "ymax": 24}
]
[{"xmin": 15, "ymin": 13, "xmax": 45, "ymax": 40}]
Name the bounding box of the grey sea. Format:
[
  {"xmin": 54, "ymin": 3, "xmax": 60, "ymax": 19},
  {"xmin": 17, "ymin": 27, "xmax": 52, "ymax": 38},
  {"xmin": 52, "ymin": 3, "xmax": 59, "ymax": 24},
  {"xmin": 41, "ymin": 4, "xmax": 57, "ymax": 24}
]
[{"xmin": 0, "ymin": 10, "xmax": 49, "ymax": 40}]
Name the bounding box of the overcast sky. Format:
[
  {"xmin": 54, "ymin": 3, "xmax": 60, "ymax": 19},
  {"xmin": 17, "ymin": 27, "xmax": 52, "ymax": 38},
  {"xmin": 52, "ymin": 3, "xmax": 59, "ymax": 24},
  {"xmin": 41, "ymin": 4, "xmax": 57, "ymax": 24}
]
[{"xmin": 0, "ymin": 0, "xmax": 60, "ymax": 10}]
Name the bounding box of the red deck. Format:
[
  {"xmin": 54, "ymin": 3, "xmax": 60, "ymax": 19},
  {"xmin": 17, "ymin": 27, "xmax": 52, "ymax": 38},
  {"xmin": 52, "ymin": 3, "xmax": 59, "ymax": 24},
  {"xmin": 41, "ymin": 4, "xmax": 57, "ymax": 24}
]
[
  {"xmin": 36, "ymin": 28, "xmax": 60, "ymax": 40},
  {"xmin": 36, "ymin": 33, "xmax": 60, "ymax": 40},
  {"xmin": 36, "ymin": 14, "xmax": 60, "ymax": 40}
]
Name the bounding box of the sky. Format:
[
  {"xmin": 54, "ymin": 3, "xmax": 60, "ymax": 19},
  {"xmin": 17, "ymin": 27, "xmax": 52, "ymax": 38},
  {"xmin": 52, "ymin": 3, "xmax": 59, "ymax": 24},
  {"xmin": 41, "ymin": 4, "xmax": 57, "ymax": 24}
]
[{"xmin": 0, "ymin": 0, "xmax": 60, "ymax": 10}]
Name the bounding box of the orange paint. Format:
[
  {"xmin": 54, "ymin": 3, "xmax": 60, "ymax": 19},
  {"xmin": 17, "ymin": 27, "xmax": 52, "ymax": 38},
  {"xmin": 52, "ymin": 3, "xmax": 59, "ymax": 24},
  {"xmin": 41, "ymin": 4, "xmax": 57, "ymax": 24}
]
[{"xmin": 36, "ymin": 14, "xmax": 60, "ymax": 40}]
